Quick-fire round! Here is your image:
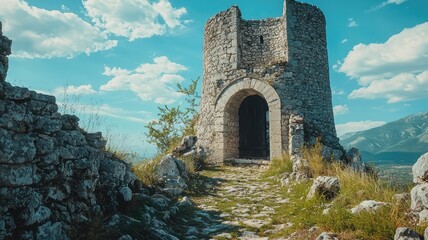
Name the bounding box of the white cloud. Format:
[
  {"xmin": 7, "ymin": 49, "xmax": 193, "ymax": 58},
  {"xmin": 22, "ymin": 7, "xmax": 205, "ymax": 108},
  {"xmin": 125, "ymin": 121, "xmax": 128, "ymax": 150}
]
[
  {"xmin": 332, "ymin": 88, "xmax": 345, "ymax": 95},
  {"xmin": 336, "ymin": 121, "xmax": 386, "ymax": 137},
  {"xmin": 333, "ymin": 105, "xmax": 349, "ymax": 116},
  {"xmin": 100, "ymin": 56, "xmax": 187, "ymax": 104},
  {"xmin": 333, "ymin": 60, "xmax": 342, "ymax": 71},
  {"xmin": 53, "ymin": 84, "xmax": 97, "ymax": 96},
  {"xmin": 341, "ymin": 39, "xmax": 348, "ymax": 44},
  {"xmin": 95, "ymin": 104, "xmax": 151, "ymax": 123},
  {"xmin": 82, "ymin": 0, "xmax": 187, "ymax": 41},
  {"xmin": 348, "ymin": 18, "xmax": 358, "ymax": 28},
  {"xmin": 58, "ymin": 101, "xmax": 152, "ymax": 124},
  {"xmin": 0, "ymin": 0, "xmax": 117, "ymax": 59},
  {"xmin": 338, "ymin": 22, "xmax": 428, "ymax": 103},
  {"xmin": 368, "ymin": 0, "xmax": 408, "ymax": 11}
]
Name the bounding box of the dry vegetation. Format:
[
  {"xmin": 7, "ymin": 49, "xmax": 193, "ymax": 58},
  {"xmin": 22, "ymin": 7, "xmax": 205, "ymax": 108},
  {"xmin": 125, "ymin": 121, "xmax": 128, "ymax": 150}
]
[{"xmin": 264, "ymin": 144, "xmax": 425, "ymax": 239}]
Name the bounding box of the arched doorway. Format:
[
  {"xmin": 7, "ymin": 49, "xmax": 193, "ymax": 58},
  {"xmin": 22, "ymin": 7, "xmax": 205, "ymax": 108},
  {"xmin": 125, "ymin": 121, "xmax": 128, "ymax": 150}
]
[
  {"xmin": 239, "ymin": 95, "xmax": 269, "ymax": 159},
  {"xmin": 214, "ymin": 78, "xmax": 282, "ymax": 163}
]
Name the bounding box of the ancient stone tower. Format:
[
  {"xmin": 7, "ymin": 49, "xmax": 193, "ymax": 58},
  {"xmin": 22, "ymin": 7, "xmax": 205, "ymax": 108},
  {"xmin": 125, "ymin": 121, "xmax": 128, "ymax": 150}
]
[{"xmin": 197, "ymin": 0, "xmax": 341, "ymax": 164}]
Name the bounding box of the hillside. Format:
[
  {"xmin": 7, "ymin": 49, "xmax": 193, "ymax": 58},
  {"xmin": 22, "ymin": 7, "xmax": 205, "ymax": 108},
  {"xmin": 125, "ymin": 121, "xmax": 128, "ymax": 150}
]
[{"xmin": 340, "ymin": 111, "xmax": 428, "ymax": 165}]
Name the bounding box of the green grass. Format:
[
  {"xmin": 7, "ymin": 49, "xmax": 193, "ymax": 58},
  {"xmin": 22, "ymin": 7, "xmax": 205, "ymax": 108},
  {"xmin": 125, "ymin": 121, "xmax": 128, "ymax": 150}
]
[{"xmin": 263, "ymin": 155, "xmax": 293, "ymax": 178}]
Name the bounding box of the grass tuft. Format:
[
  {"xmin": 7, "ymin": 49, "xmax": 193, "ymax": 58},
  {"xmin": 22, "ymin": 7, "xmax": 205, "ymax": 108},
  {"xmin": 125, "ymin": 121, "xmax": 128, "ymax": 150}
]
[{"xmin": 263, "ymin": 155, "xmax": 293, "ymax": 178}]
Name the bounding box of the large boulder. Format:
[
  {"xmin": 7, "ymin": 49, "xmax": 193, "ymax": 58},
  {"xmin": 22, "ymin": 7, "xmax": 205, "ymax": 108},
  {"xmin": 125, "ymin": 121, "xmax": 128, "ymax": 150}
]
[
  {"xmin": 413, "ymin": 153, "xmax": 428, "ymax": 184},
  {"xmin": 394, "ymin": 227, "xmax": 421, "ymax": 240},
  {"xmin": 410, "ymin": 183, "xmax": 428, "ymax": 212},
  {"xmin": 155, "ymin": 154, "xmax": 189, "ymax": 196},
  {"xmin": 155, "ymin": 154, "xmax": 184, "ymax": 179},
  {"xmin": 307, "ymin": 176, "xmax": 340, "ymax": 200}
]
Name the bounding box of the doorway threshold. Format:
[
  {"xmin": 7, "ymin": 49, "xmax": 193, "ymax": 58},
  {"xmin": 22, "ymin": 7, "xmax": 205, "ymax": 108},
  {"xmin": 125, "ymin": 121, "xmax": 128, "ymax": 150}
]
[{"xmin": 225, "ymin": 158, "xmax": 270, "ymax": 165}]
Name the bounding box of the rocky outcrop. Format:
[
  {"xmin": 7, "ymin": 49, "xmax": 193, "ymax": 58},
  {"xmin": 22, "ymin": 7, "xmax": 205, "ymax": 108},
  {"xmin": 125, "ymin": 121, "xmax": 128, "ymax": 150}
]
[
  {"xmin": 307, "ymin": 176, "xmax": 340, "ymax": 201},
  {"xmin": 410, "ymin": 152, "xmax": 428, "ymax": 224},
  {"xmin": 155, "ymin": 154, "xmax": 189, "ymax": 196}
]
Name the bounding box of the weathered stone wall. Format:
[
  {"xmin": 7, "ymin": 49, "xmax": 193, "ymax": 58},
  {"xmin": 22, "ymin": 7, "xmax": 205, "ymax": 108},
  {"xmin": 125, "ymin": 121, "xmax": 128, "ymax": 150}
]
[
  {"xmin": 0, "ymin": 25, "xmax": 141, "ymax": 239},
  {"xmin": 239, "ymin": 18, "xmax": 287, "ymax": 69},
  {"xmin": 198, "ymin": 0, "xmax": 342, "ymax": 164},
  {"xmin": 283, "ymin": 0, "xmax": 338, "ymax": 147}
]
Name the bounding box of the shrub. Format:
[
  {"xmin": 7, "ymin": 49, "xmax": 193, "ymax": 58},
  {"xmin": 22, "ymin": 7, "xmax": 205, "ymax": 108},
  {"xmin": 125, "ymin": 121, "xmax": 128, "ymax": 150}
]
[{"xmin": 145, "ymin": 78, "xmax": 200, "ymax": 154}]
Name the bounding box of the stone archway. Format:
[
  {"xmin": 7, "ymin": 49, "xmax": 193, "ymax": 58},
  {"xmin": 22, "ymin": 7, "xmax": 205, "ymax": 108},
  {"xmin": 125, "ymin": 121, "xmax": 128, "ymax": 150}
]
[{"xmin": 214, "ymin": 78, "xmax": 282, "ymax": 162}]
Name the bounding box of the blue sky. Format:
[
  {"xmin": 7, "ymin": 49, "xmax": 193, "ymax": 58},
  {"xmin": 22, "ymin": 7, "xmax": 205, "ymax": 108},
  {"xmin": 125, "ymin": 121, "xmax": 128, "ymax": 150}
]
[{"xmin": 1, "ymin": 0, "xmax": 427, "ymax": 156}]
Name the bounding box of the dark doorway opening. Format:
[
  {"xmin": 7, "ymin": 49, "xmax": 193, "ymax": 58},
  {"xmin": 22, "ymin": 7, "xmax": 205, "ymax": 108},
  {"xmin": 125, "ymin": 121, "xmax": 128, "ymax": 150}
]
[{"xmin": 238, "ymin": 95, "xmax": 269, "ymax": 159}]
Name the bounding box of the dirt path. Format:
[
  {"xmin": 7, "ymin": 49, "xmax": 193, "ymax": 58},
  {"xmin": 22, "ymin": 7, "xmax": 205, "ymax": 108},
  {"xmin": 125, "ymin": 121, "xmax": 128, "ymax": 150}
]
[{"xmin": 178, "ymin": 165, "xmax": 302, "ymax": 240}]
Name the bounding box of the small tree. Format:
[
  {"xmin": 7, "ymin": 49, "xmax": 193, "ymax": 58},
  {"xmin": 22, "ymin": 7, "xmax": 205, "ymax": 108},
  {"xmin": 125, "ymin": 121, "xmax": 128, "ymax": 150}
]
[
  {"xmin": 145, "ymin": 78, "xmax": 200, "ymax": 154},
  {"xmin": 177, "ymin": 77, "xmax": 200, "ymax": 136}
]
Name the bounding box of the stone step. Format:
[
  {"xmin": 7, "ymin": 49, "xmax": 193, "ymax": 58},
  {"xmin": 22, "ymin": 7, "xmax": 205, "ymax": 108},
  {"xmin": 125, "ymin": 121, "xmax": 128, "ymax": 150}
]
[{"xmin": 225, "ymin": 158, "xmax": 270, "ymax": 165}]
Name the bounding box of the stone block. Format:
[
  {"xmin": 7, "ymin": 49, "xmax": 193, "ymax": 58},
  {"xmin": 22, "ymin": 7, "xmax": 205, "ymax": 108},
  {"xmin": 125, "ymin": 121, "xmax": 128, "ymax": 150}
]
[
  {"xmin": 0, "ymin": 130, "xmax": 36, "ymax": 164},
  {"xmin": 55, "ymin": 130, "xmax": 87, "ymax": 147},
  {"xmin": 34, "ymin": 116, "xmax": 62, "ymax": 134},
  {"xmin": 4, "ymin": 85, "xmax": 31, "ymax": 101},
  {"xmin": 29, "ymin": 91, "xmax": 56, "ymax": 103},
  {"xmin": 0, "ymin": 164, "xmax": 34, "ymax": 186}
]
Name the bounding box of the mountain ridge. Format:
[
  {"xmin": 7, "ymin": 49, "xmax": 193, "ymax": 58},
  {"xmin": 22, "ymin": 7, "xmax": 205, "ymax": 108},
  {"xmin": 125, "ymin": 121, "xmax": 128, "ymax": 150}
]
[{"xmin": 340, "ymin": 111, "xmax": 428, "ymax": 157}]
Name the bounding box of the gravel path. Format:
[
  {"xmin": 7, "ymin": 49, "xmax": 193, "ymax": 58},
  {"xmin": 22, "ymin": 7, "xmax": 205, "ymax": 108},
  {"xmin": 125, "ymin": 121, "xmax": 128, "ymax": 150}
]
[{"xmin": 184, "ymin": 165, "xmax": 296, "ymax": 240}]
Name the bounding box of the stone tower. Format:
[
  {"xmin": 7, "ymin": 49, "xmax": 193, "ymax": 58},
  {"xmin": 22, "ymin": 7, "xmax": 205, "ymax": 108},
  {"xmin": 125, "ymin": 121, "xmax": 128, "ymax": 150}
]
[{"xmin": 197, "ymin": 0, "xmax": 341, "ymax": 164}]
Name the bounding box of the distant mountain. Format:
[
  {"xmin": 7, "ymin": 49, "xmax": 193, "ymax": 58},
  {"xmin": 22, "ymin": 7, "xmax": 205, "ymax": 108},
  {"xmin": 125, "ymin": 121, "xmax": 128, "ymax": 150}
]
[{"xmin": 340, "ymin": 111, "xmax": 428, "ymax": 165}]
